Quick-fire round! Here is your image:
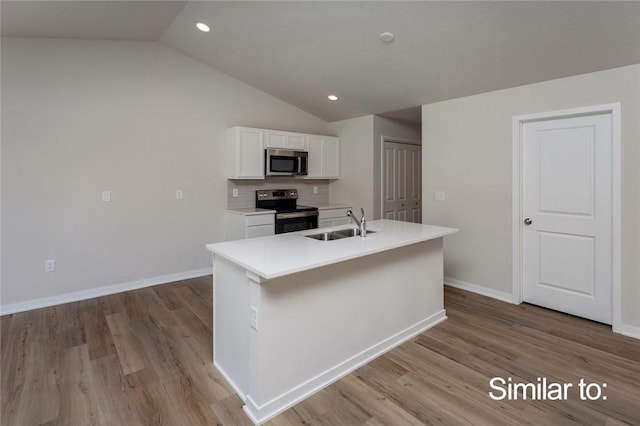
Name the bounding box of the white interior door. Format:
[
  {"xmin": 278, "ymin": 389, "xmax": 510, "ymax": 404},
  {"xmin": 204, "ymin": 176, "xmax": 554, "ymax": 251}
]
[
  {"xmin": 383, "ymin": 141, "xmax": 421, "ymax": 223},
  {"xmin": 522, "ymin": 113, "xmax": 612, "ymax": 324}
]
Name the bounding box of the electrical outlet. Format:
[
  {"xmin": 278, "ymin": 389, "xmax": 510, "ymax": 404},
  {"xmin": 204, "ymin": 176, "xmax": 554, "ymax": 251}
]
[
  {"xmin": 435, "ymin": 191, "xmax": 445, "ymax": 201},
  {"xmin": 44, "ymin": 259, "xmax": 56, "ymax": 272},
  {"xmin": 250, "ymin": 306, "xmax": 258, "ymax": 331},
  {"xmin": 176, "ymin": 189, "xmax": 183, "ymax": 200},
  {"xmin": 101, "ymin": 190, "xmax": 111, "ymax": 202},
  {"xmin": 232, "ymin": 188, "xmax": 239, "ymax": 198},
  {"xmin": 313, "ymin": 186, "xmax": 318, "ymax": 194}
]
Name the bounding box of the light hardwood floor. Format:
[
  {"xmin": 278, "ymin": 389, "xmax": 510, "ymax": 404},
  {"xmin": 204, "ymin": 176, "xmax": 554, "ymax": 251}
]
[{"xmin": 1, "ymin": 276, "xmax": 639, "ymax": 425}]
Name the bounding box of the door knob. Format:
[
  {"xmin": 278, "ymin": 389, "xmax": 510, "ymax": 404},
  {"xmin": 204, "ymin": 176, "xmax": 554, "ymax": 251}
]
[{"xmin": 524, "ymin": 218, "xmax": 532, "ymax": 225}]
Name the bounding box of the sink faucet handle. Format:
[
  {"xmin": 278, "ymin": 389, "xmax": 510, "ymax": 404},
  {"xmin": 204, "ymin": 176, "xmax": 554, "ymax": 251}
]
[{"xmin": 359, "ymin": 208, "xmax": 367, "ymax": 237}]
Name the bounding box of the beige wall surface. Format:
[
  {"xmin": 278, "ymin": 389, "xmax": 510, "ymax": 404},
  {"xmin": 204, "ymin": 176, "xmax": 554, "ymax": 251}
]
[
  {"xmin": 422, "ymin": 64, "xmax": 640, "ymax": 329},
  {"xmin": 328, "ymin": 115, "xmax": 421, "ymax": 220},
  {"xmin": 1, "ymin": 37, "xmax": 328, "ymax": 307},
  {"xmin": 373, "ymin": 116, "xmax": 421, "ymax": 219},
  {"xmin": 328, "ymin": 116, "xmax": 375, "ymax": 216}
]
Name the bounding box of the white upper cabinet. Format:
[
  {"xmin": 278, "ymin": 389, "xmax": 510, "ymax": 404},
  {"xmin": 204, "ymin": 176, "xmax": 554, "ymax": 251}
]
[
  {"xmin": 323, "ymin": 137, "xmax": 340, "ymax": 178},
  {"xmin": 264, "ymin": 130, "xmax": 307, "ymax": 150},
  {"xmin": 227, "ymin": 127, "xmax": 339, "ymax": 180},
  {"xmin": 306, "ymin": 135, "xmax": 340, "ymax": 179},
  {"xmin": 226, "ymin": 127, "xmax": 264, "ymax": 179}
]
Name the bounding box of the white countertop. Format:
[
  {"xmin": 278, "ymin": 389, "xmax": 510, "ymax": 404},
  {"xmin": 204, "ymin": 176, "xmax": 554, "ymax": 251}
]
[
  {"xmin": 206, "ymin": 219, "xmax": 458, "ymax": 280},
  {"xmin": 227, "ymin": 204, "xmax": 349, "ymax": 214},
  {"xmin": 226, "ymin": 208, "xmax": 276, "ymax": 216},
  {"xmin": 312, "ymin": 203, "xmax": 352, "ymax": 210}
]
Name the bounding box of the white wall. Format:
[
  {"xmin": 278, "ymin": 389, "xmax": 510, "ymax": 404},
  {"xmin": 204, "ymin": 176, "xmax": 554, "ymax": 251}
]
[
  {"xmin": 422, "ymin": 64, "xmax": 640, "ymax": 330},
  {"xmin": 1, "ymin": 37, "xmax": 328, "ymax": 310},
  {"xmin": 328, "ymin": 116, "xmax": 374, "ymax": 215}
]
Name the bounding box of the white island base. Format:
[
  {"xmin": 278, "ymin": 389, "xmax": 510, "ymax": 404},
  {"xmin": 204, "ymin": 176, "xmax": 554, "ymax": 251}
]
[{"xmin": 208, "ymin": 220, "xmax": 457, "ymax": 424}]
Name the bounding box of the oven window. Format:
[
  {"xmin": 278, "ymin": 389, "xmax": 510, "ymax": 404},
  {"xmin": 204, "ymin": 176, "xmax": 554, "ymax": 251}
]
[{"xmin": 276, "ymin": 216, "xmax": 318, "ymax": 234}]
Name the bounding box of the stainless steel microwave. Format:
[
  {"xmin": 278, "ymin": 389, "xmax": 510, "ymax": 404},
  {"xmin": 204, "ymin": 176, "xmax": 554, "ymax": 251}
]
[{"xmin": 265, "ymin": 149, "xmax": 308, "ymax": 176}]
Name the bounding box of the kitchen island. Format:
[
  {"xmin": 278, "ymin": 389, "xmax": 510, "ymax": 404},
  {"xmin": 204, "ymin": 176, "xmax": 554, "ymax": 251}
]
[{"xmin": 206, "ymin": 219, "xmax": 457, "ymax": 424}]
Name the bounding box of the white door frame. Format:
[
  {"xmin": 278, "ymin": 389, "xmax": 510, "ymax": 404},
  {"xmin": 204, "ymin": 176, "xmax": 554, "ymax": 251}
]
[
  {"xmin": 380, "ymin": 136, "xmax": 422, "ymax": 220},
  {"xmin": 512, "ymin": 103, "xmax": 621, "ymax": 330}
]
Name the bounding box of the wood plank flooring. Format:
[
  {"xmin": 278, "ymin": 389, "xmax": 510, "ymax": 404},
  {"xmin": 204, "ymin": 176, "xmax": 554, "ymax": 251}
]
[{"xmin": 1, "ymin": 277, "xmax": 639, "ymax": 425}]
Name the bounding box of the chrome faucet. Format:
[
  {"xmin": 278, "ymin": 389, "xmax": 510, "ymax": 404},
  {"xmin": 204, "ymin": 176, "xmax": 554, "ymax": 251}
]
[{"xmin": 346, "ymin": 208, "xmax": 367, "ymax": 237}]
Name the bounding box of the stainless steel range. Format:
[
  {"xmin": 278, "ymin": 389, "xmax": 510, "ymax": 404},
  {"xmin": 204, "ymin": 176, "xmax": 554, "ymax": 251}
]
[{"xmin": 256, "ymin": 189, "xmax": 318, "ymax": 234}]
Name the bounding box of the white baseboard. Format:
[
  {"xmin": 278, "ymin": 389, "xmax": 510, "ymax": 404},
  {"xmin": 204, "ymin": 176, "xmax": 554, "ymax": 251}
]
[
  {"xmin": 444, "ymin": 276, "xmax": 515, "ymax": 304},
  {"xmin": 215, "ymin": 361, "xmax": 247, "ymax": 403},
  {"xmin": 613, "ymin": 323, "xmax": 640, "ymax": 340},
  {"xmin": 0, "ymin": 268, "xmax": 212, "ymax": 316},
  {"xmin": 242, "ymin": 310, "xmax": 447, "ymax": 425}
]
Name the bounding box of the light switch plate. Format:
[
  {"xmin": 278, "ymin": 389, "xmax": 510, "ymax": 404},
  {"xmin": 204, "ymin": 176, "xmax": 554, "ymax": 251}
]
[
  {"xmin": 44, "ymin": 259, "xmax": 56, "ymax": 272},
  {"xmin": 102, "ymin": 190, "xmax": 111, "ymax": 202},
  {"xmin": 176, "ymin": 189, "xmax": 184, "ymax": 200},
  {"xmin": 250, "ymin": 306, "xmax": 258, "ymax": 330},
  {"xmin": 435, "ymin": 191, "xmax": 445, "ymax": 201}
]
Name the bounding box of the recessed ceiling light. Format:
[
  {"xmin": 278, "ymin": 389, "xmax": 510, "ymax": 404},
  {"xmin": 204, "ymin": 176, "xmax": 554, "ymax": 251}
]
[
  {"xmin": 327, "ymin": 95, "xmax": 338, "ymax": 101},
  {"xmin": 196, "ymin": 22, "xmax": 210, "ymax": 33},
  {"xmin": 380, "ymin": 32, "xmax": 395, "ymax": 43}
]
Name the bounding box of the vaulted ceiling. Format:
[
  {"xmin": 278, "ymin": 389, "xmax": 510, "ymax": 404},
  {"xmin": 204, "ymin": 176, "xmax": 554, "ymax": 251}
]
[{"xmin": 2, "ymin": 1, "xmax": 640, "ymax": 123}]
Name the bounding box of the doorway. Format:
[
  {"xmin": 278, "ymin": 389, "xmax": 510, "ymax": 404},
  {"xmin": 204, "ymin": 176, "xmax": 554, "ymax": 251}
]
[
  {"xmin": 381, "ymin": 138, "xmax": 422, "ymax": 223},
  {"xmin": 512, "ymin": 104, "xmax": 621, "ymax": 327}
]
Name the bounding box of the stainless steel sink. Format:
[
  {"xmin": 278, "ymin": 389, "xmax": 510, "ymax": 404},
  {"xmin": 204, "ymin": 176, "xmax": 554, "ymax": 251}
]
[{"xmin": 305, "ymin": 228, "xmax": 376, "ymax": 241}]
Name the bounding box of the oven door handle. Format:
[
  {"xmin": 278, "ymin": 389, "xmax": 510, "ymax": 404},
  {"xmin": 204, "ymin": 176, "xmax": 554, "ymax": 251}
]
[{"xmin": 277, "ymin": 211, "xmax": 319, "ymax": 219}]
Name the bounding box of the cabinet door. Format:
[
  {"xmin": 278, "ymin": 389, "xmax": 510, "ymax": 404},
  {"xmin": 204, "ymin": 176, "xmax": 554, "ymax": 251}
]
[
  {"xmin": 265, "ymin": 131, "xmax": 307, "ymax": 150},
  {"xmin": 306, "ymin": 136, "xmax": 323, "ymax": 178},
  {"xmin": 333, "ymin": 217, "xmax": 351, "ymax": 226},
  {"xmin": 305, "ymin": 136, "xmax": 340, "ymax": 179},
  {"xmin": 247, "ymin": 224, "xmax": 274, "ymax": 238},
  {"xmin": 264, "ymin": 131, "xmax": 288, "ymax": 148},
  {"xmin": 287, "ymin": 134, "xmax": 307, "ymax": 150},
  {"xmin": 318, "ymin": 219, "xmax": 335, "ymax": 229},
  {"xmin": 233, "ymin": 128, "xmax": 264, "ymax": 178},
  {"xmin": 318, "ymin": 207, "xmax": 352, "ymax": 228},
  {"xmin": 323, "ymin": 137, "xmax": 340, "ymax": 178}
]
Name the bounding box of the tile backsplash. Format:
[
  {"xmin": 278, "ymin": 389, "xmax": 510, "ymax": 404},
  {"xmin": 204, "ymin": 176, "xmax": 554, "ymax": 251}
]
[{"xmin": 227, "ymin": 178, "xmax": 330, "ymax": 209}]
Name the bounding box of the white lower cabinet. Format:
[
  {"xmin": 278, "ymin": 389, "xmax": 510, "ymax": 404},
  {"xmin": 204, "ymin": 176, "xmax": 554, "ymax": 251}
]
[
  {"xmin": 226, "ymin": 212, "xmax": 275, "ymax": 241},
  {"xmin": 318, "ymin": 207, "xmax": 352, "ymax": 229},
  {"xmin": 246, "ymin": 223, "xmax": 275, "ymax": 238}
]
